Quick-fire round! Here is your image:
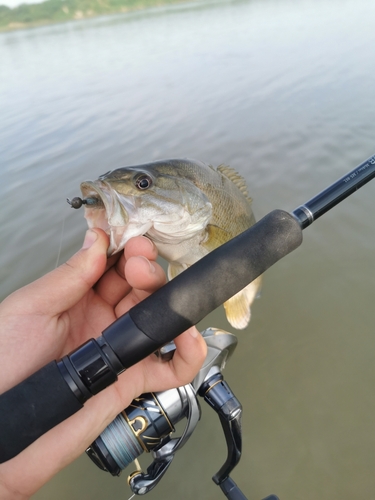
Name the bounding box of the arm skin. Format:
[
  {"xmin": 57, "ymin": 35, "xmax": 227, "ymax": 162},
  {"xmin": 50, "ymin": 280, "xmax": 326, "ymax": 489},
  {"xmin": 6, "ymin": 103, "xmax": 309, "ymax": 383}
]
[{"xmin": 0, "ymin": 229, "xmax": 207, "ymax": 499}]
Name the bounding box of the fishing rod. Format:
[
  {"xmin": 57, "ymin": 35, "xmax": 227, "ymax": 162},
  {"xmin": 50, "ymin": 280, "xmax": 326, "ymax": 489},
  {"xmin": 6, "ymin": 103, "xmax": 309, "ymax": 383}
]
[
  {"xmin": 293, "ymin": 154, "xmax": 375, "ymax": 228},
  {"xmin": 0, "ymin": 153, "xmax": 375, "ymax": 497}
]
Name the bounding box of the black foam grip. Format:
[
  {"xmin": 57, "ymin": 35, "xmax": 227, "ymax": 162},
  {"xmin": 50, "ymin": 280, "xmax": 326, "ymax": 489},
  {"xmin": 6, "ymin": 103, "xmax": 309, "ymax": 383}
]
[
  {"xmin": 130, "ymin": 210, "xmax": 302, "ymax": 344},
  {"xmin": 0, "ymin": 361, "xmax": 82, "ymax": 463}
]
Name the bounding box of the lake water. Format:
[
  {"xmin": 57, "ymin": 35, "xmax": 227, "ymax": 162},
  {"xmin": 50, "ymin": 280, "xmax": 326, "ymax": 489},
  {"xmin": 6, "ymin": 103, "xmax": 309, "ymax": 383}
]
[{"xmin": 2, "ymin": 0, "xmax": 375, "ymax": 498}]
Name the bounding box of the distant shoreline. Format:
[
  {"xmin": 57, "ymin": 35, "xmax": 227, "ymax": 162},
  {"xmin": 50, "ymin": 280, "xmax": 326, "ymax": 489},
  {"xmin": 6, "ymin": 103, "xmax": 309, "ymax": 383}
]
[{"xmin": 0, "ymin": 0, "xmax": 193, "ymax": 32}]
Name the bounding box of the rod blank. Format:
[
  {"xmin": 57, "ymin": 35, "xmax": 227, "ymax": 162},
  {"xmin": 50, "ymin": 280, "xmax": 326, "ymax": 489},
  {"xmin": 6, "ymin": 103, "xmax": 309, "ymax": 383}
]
[{"xmin": 293, "ymin": 153, "xmax": 375, "ymax": 229}]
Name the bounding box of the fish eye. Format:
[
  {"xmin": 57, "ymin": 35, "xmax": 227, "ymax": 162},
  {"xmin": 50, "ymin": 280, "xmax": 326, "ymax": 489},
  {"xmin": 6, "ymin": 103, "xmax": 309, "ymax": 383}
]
[{"xmin": 135, "ymin": 174, "xmax": 153, "ymax": 190}]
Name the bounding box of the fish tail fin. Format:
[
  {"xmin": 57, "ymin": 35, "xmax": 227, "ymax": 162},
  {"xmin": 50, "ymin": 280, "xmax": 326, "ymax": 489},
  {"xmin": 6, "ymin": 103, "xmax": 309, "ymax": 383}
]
[{"xmin": 223, "ymin": 276, "xmax": 262, "ymax": 330}]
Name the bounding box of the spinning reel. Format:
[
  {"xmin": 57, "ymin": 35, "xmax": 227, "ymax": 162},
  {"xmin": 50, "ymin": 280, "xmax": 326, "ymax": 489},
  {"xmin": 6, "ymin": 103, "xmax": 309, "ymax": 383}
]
[{"xmin": 86, "ymin": 328, "xmax": 278, "ymax": 500}]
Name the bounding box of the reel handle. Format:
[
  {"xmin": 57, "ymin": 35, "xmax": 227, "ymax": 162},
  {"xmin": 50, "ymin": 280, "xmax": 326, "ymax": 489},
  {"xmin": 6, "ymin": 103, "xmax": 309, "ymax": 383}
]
[{"xmin": 220, "ymin": 477, "xmax": 280, "ymax": 500}]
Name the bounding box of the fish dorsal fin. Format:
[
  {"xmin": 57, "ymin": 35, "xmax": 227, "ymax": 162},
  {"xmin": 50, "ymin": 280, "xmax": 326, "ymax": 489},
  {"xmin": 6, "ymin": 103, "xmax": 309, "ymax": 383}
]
[{"xmin": 217, "ymin": 165, "xmax": 252, "ymax": 201}]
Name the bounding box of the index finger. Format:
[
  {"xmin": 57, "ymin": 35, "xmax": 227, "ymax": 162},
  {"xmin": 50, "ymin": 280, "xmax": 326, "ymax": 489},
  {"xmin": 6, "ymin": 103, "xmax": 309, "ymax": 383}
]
[{"xmin": 94, "ymin": 236, "xmax": 161, "ymax": 307}]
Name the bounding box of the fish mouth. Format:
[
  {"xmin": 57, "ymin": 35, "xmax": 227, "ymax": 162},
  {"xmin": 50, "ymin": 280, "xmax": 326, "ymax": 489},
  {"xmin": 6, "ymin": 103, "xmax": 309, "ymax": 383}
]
[{"xmin": 80, "ymin": 180, "xmax": 133, "ymax": 255}]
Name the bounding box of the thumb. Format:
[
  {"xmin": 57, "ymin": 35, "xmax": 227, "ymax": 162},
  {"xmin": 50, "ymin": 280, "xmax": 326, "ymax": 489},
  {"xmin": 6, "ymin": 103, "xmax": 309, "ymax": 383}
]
[{"xmin": 13, "ymin": 229, "xmax": 109, "ymax": 316}]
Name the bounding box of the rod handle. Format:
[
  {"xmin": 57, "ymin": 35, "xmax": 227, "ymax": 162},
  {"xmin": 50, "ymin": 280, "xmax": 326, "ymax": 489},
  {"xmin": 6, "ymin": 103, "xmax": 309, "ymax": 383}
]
[
  {"xmin": 0, "ymin": 361, "xmax": 83, "ymax": 463},
  {"xmin": 106, "ymin": 210, "xmax": 303, "ymax": 366},
  {"xmin": 0, "ymin": 209, "xmax": 302, "ymax": 461}
]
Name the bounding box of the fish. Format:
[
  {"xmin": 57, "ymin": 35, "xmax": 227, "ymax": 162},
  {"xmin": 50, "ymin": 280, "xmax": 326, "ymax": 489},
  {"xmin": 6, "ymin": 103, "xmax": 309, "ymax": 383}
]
[{"xmin": 78, "ymin": 158, "xmax": 261, "ymax": 329}]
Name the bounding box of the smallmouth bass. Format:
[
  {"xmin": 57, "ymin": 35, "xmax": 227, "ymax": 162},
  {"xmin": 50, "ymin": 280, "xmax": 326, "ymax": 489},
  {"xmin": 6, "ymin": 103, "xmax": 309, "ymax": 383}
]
[{"xmin": 78, "ymin": 158, "xmax": 261, "ymax": 329}]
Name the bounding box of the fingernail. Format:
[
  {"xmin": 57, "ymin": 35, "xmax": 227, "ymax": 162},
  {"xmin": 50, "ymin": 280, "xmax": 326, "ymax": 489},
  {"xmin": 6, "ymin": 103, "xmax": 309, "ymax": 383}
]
[
  {"xmin": 188, "ymin": 327, "xmax": 199, "ymax": 338},
  {"xmin": 139, "ymin": 255, "xmax": 156, "ymax": 273},
  {"xmin": 147, "ymin": 258, "xmax": 156, "ymax": 273},
  {"xmin": 82, "ymin": 229, "xmax": 98, "ymax": 249},
  {"xmin": 140, "ymin": 236, "xmax": 155, "ymax": 251}
]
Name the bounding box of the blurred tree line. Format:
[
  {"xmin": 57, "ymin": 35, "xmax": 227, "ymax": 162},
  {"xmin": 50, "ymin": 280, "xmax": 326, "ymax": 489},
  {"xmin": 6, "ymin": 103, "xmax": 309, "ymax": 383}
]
[{"xmin": 0, "ymin": 0, "xmax": 184, "ymax": 29}]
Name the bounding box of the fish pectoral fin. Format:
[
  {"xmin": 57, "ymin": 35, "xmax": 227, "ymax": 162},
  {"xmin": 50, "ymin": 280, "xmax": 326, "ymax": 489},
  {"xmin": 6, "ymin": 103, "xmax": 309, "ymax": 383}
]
[
  {"xmin": 223, "ymin": 292, "xmax": 251, "ymax": 330},
  {"xmin": 204, "ymin": 224, "xmax": 232, "ymax": 251},
  {"xmin": 223, "ymin": 276, "xmax": 262, "ymax": 330},
  {"xmin": 168, "ymin": 262, "xmax": 188, "ymax": 280}
]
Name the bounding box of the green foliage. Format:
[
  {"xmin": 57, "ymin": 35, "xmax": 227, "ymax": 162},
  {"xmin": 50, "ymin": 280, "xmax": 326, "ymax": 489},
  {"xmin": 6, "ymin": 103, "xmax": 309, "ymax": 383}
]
[{"xmin": 0, "ymin": 0, "xmax": 184, "ymax": 30}]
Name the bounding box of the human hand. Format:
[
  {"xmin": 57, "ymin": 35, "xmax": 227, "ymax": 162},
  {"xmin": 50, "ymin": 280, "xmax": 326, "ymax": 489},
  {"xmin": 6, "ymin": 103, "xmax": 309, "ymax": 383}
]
[{"xmin": 0, "ymin": 229, "xmax": 206, "ymax": 499}]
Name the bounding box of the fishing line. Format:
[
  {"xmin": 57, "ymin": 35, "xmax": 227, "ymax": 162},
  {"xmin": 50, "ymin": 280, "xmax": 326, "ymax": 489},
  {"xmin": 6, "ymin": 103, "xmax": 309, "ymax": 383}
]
[
  {"xmin": 55, "ymin": 214, "xmax": 67, "ymax": 268},
  {"xmin": 99, "ymin": 413, "xmax": 143, "ymax": 469}
]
